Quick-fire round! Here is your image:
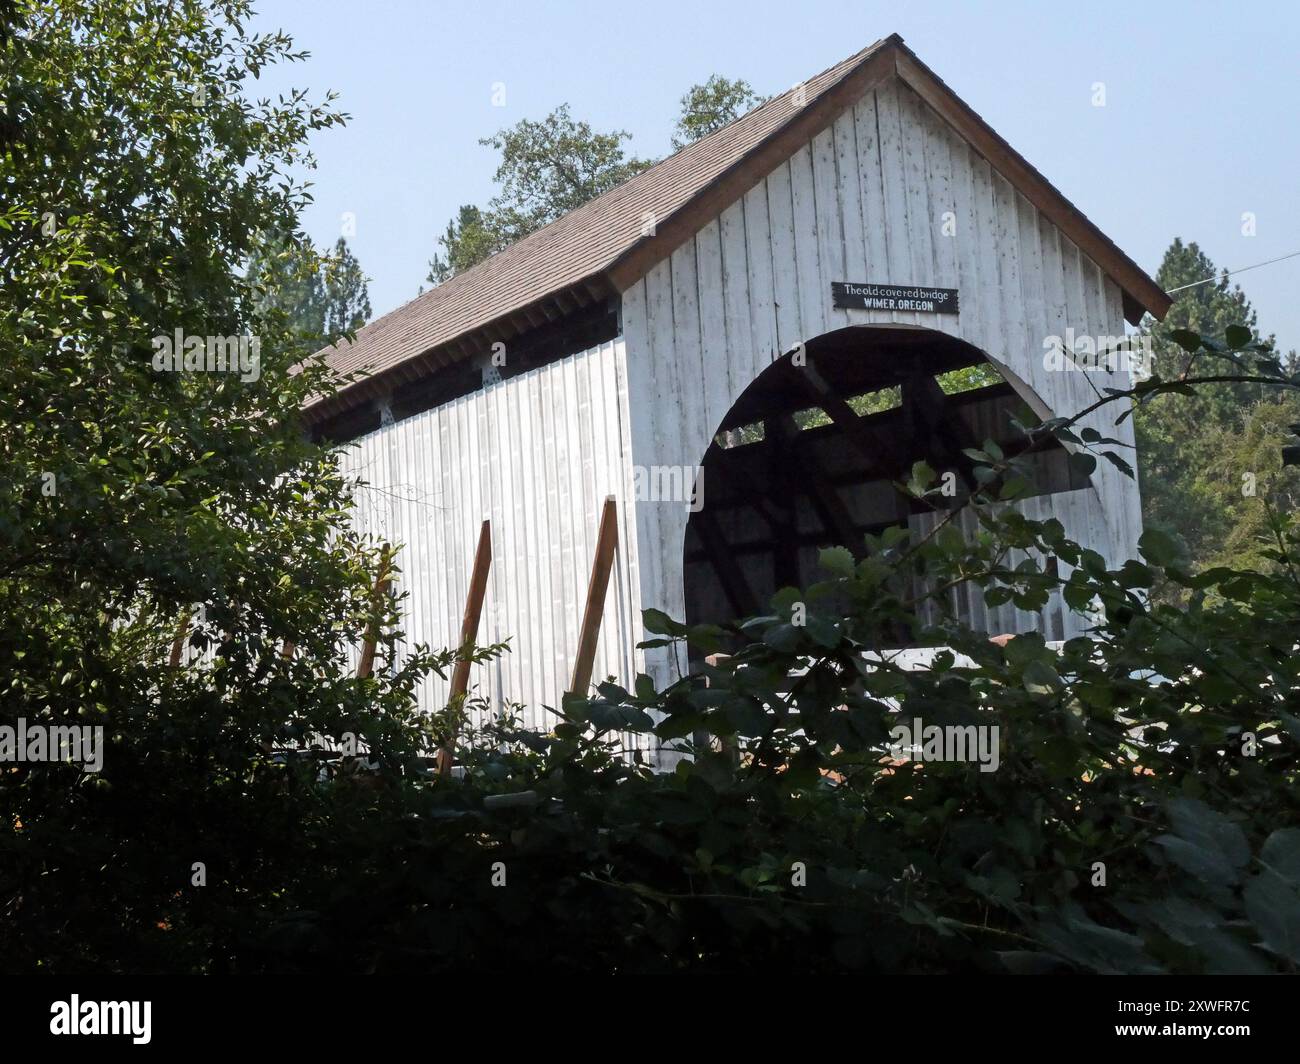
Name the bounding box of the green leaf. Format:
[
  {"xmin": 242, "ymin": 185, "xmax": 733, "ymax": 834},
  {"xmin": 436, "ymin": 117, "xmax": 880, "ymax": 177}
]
[
  {"xmin": 685, "ymin": 623, "xmax": 727, "ymax": 655},
  {"xmin": 804, "ymin": 614, "xmax": 841, "ymax": 649},
  {"xmin": 818, "ymin": 545, "xmax": 855, "ymax": 577},
  {"xmin": 1156, "ymin": 798, "xmax": 1250, "ymax": 887},
  {"xmin": 1022, "ymin": 659, "xmax": 1062, "ymax": 695},
  {"xmin": 1153, "ymin": 834, "xmax": 1240, "ymax": 887},
  {"xmin": 1100, "ymin": 450, "xmax": 1134, "ymax": 477},
  {"xmin": 1260, "ymin": 828, "xmax": 1300, "ymax": 887},
  {"xmin": 763, "ymin": 623, "xmax": 802, "ymax": 653},
  {"xmin": 642, "ymin": 608, "xmax": 687, "ymax": 637},
  {"xmin": 1244, "ymin": 871, "xmax": 1300, "ymax": 964},
  {"xmin": 770, "ymin": 586, "xmax": 804, "ymax": 612},
  {"xmin": 1224, "ymin": 324, "xmax": 1252, "ymax": 350},
  {"xmin": 1067, "ymin": 451, "xmax": 1097, "ymax": 478},
  {"xmin": 587, "ymin": 701, "xmax": 655, "ymax": 733},
  {"xmin": 1138, "ymin": 528, "xmax": 1182, "ymax": 568},
  {"xmin": 906, "ymin": 459, "xmax": 936, "ymax": 497},
  {"xmin": 1166, "ymin": 799, "xmax": 1249, "ymax": 864}
]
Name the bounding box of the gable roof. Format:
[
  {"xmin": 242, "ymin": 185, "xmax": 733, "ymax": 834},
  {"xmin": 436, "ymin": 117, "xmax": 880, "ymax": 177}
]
[{"xmin": 307, "ymin": 34, "xmax": 1171, "ymax": 423}]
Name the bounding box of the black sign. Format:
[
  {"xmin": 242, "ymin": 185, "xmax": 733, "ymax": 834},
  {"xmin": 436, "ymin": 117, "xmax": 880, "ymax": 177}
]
[{"xmin": 832, "ymin": 281, "xmax": 959, "ymax": 314}]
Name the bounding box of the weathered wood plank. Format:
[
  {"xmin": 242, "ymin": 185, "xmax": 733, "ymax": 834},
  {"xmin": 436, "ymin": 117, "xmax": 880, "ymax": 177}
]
[{"xmin": 765, "ymin": 161, "xmax": 803, "ymax": 355}]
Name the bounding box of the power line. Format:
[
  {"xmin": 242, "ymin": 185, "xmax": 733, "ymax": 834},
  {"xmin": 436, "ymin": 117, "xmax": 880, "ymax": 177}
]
[{"xmin": 1167, "ymin": 249, "xmax": 1300, "ymax": 294}]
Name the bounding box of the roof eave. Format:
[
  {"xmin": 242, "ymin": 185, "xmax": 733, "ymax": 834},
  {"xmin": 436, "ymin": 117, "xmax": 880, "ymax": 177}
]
[{"xmin": 303, "ymin": 273, "xmax": 617, "ymax": 423}]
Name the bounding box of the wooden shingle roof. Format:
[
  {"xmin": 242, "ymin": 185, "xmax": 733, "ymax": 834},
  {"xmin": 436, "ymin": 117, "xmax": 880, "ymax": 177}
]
[{"xmin": 308, "ymin": 34, "xmax": 1170, "ymax": 422}]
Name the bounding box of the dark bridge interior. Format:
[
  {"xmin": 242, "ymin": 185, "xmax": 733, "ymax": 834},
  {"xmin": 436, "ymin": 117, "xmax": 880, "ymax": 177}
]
[{"xmin": 682, "ymin": 326, "xmax": 1087, "ymax": 634}]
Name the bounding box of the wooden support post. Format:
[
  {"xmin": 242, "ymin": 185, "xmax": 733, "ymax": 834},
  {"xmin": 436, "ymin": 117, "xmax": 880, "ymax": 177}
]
[
  {"xmin": 355, "ymin": 544, "xmax": 393, "ymax": 681},
  {"xmin": 569, "ymin": 496, "xmax": 619, "ymax": 697},
  {"xmin": 437, "ymin": 520, "xmax": 492, "ymax": 777},
  {"xmin": 168, "ymin": 611, "xmax": 190, "ymax": 667}
]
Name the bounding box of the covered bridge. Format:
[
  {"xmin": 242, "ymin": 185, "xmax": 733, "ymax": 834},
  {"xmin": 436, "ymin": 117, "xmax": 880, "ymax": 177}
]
[{"xmin": 309, "ymin": 34, "xmax": 1171, "ymax": 761}]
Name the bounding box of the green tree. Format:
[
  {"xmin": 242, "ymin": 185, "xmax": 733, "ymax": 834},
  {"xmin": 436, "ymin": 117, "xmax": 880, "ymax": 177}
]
[
  {"xmin": 0, "ymin": 0, "xmax": 454, "ymax": 971},
  {"xmin": 247, "ymin": 232, "xmax": 327, "ymax": 357},
  {"xmin": 1136, "ymin": 238, "xmax": 1298, "ymax": 573},
  {"xmin": 425, "ymin": 76, "xmax": 768, "ymax": 287},
  {"xmin": 427, "ymin": 104, "xmax": 652, "ymax": 285},
  {"xmin": 672, "ymin": 74, "xmax": 766, "ymax": 150},
  {"xmin": 425, "ymin": 204, "xmax": 503, "ymax": 286},
  {"xmin": 250, "ymin": 235, "xmax": 371, "ymax": 355},
  {"xmin": 1195, "ymin": 398, "xmax": 1300, "ymax": 573},
  {"xmin": 479, "ymin": 103, "xmax": 652, "ymax": 243},
  {"xmin": 322, "ymin": 236, "xmax": 372, "ymax": 338}
]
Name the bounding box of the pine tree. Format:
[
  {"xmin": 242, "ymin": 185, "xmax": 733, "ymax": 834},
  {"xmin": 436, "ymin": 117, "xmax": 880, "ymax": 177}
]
[
  {"xmin": 247, "ymin": 233, "xmax": 326, "ymax": 357},
  {"xmin": 426, "ymin": 205, "xmax": 503, "ymax": 287},
  {"xmin": 322, "ymin": 237, "xmax": 372, "ymax": 339},
  {"xmin": 249, "ymin": 235, "xmax": 371, "ymax": 353},
  {"xmin": 1136, "ymin": 239, "xmax": 1298, "ymax": 576}
]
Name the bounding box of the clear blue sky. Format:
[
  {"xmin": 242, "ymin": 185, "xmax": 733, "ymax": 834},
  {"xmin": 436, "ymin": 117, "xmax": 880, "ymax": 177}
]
[{"xmin": 252, "ymin": 0, "xmax": 1299, "ymax": 351}]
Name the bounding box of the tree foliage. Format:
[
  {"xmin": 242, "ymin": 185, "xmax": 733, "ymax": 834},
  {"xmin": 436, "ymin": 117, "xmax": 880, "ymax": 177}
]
[
  {"xmin": 425, "ymin": 204, "xmax": 503, "ymax": 287},
  {"xmin": 480, "ymin": 104, "xmax": 652, "ymax": 242},
  {"xmin": 1135, "ymin": 239, "xmax": 1299, "ymax": 579},
  {"xmin": 0, "ymin": 0, "xmax": 443, "ymax": 970},
  {"xmin": 425, "ymin": 71, "xmax": 767, "ymax": 287},
  {"xmin": 321, "ymin": 236, "xmax": 372, "ymax": 340},
  {"xmin": 672, "ymin": 74, "xmax": 766, "ymax": 150},
  {"xmin": 424, "ymin": 72, "xmax": 767, "ymax": 287},
  {"xmin": 249, "ymin": 234, "xmax": 371, "ymax": 358},
  {"xmin": 425, "ymin": 105, "xmax": 652, "ymax": 285}
]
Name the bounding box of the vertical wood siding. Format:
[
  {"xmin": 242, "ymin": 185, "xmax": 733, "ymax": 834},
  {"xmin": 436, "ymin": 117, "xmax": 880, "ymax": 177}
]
[
  {"xmin": 338, "ymin": 340, "xmax": 644, "ymax": 744},
  {"xmin": 621, "ymin": 74, "xmax": 1143, "ymax": 682}
]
